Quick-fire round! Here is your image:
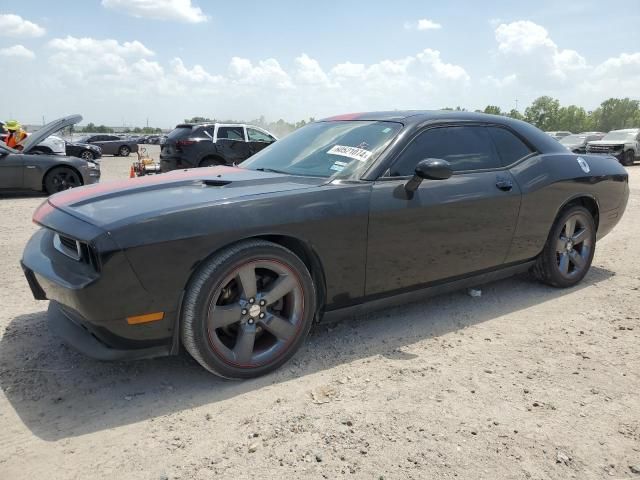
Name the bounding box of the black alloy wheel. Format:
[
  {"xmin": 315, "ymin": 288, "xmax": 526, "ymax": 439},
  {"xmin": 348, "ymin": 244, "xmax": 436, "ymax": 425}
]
[
  {"xmin": 119, "ymin": 146, "xmax": 131, "ymax": 157},
  {"xmin": 533, "ymin": 205, "xmax": 596, "ymax": 288},
  {"xmin": 181, "ymin": 240, "xmax": 316, "ymax": 378},
  {"xmin": 80, "ymin": 150, "xmax": 95, "ymax": 161},
  {"xmin": 44, "ymin": 167, "xmax": 82, "ymax": 195}
]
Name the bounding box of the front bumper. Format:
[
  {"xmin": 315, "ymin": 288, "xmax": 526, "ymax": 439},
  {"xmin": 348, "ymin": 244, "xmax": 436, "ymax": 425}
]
[
  {"xmin": 47, "ymin": 301, "xmax": 170, "ymax": 361},
  {"xmin": 21, "ymin": 227, "xmax": 177, "ymax": 359}
]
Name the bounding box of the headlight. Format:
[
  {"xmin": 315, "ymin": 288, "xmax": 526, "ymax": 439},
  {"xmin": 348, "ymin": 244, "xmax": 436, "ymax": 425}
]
[{"xmin": 87, "ymin": 161, "xmax": 100, "ymax": 169}]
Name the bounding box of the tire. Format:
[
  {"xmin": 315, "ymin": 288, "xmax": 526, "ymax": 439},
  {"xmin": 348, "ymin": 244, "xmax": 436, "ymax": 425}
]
[
  {"xmin": 533, "ymin": 205, "xmax": 596, "ymax": 288},
  {"xmin": 621, "ymin": 150, "xmax": 635, "ymax": 166},
  {"xmin": 118, "ymin": 145, "xmax": 131, "ymax": 157},
  {"xmin": 44, "ymin": 167, "xmax": 82, "ymax": 195},
  {"xmin": 181, "ymin": 240, "xmax": 316, "ymax": 379},
  {"xmin": 80, "ymin": 150, "xmax": 95, "ymax": 161},
  {"xmin": 199, "ymin": 157, "xmax": 223, "ymax": 168}
]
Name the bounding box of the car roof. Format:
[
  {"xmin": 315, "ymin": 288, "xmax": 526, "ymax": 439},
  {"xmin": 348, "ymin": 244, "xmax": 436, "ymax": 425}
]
[
  {"xmin": 320, "ymin": 110, "xmax": 526, "ymax": 127},
  {"xmin": 609, "ymin": 128, "xmax": 639, "ymax": 133},
  {"xmin": 320, "ymin": 110, "xmax": 567, "ymax": 155}
]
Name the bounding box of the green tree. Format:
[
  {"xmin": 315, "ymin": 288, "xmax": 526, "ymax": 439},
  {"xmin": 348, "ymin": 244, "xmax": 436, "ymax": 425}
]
[
  {"xmin": 184, "ymin": 116, "xmax": 214, "ymax": 123},
  {"xmin": 591, "ymin": 98, "xmax": 640, "ymax": 131},
  {"xmin": 483, "ymin": 105, "xmax": 502, "ymax": 115},
  {"xmin": 507, "ymin": 109, "xmax": 524, "ymax": 120},
  {"xmin": 557, "ymin": 105, "xmax": 589, "ymax": 132},
  {"xmin": 524, "ymin": 96, "xmax": 561, "ymax": 130}
]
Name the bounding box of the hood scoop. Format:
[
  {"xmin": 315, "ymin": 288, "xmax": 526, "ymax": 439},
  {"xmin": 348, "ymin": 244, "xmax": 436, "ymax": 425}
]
[{"xmin": 202, "ymin": 179, "xmax": 231, "ymax": 187}]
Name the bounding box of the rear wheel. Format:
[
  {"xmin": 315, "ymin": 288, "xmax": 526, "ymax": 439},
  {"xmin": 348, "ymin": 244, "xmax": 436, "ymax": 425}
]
[
  {"xmin": 181, "ymin": 240, "xmax": 316, "ymax": 379},
  {"xmin": 622, "ymin": 150, "xmax": 635, "ymax": 166},
  {"xmin": 118, "ymin": 145, "xmax": 131, "ymax": 157},
  {"xmin": 533, "ymin": 205, "xmax": 596, "ymax": 288},
  {"xmin": 44, "ymin": 167, "xmax": 82, "ymax": 195}
]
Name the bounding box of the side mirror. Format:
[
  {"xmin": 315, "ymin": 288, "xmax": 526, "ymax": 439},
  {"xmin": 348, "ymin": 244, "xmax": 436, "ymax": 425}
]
[{"xmin": 405, "ymin": 158, "xmax": 453, "ymax": 193}]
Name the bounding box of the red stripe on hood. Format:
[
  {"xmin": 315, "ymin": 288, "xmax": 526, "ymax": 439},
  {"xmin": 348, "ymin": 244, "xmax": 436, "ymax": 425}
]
[
  {"xmin": 50, "ymin": 166, "xmax": 237, "ymax": 207},
  {"xmin": 32, "ymin": 166, "xmax": 237, "ymax": 225}
]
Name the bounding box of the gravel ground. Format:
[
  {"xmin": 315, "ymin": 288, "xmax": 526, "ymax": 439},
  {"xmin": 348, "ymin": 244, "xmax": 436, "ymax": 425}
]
[{"xmin": 0, "ymin": 150, "xmax": 639, "ymax": 480}]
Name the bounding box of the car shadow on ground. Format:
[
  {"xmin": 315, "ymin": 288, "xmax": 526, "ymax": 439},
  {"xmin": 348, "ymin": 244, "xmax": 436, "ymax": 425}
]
[{"xmin": 0, "ymin": 266, "xmax": 614, "ymax": 441}]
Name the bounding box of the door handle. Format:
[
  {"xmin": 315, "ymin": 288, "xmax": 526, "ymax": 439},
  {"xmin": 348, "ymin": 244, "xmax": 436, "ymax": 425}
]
[
  {"xmin": 26, "ymin": 165, "xmax": 37, "ymax": 169},
  {"xmin": 495, "ymin": 177, "xmax": 513, "ymax": 191}
]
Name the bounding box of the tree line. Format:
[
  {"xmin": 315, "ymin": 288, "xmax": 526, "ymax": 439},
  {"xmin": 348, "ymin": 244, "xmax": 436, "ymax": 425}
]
[
  {"xmin": 79, "ymin": 122, "xmax": 163, "ymax": 134},
  {"xmin": 476, "ymin": 97, "xmax": 640, "ymax": 133}
]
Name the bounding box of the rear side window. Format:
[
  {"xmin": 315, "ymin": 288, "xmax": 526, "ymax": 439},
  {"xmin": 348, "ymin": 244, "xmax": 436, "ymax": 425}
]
[
  {"xmin": 217, "ymin": 126, "xmax": 245, "ymax": 141},
  {"xmin": 247, "ymin": 128, "xmax": 274, "ymax": 143},
  {"xmin": 487, "ymin": 127, "xmax": 533, "ymax": 165},
  {"xmin": 167, "ymin": 126, "xmax": 193, "ymax": 140},
  {"xmin": 390, "ymin": 126, "xmax": 500, "ymax": 176}
]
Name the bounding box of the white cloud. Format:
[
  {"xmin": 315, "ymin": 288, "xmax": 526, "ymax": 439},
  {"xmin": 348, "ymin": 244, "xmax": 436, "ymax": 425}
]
[
  {"xmin": 48, "ymin": 36, "xmax": 154, "ymax": 57},
  {"xmin": 228, "ymin": 57, "xmax": 293, "ymax": 89},
  {"xmin": 404, "ymin": 18, "xmax": 442, "ymax": 31},
  {"xmin": 294, "ymin": 54, "xmax": 332, "ymax": 86},
  {"xmin": 482, "ymin": 74, "xmax": 517, "ymax": 88},
  {"xmin": 417, "ymin": 48, "xmax": 470, "ymax": 82},
  {"xmin": 101, "ymin": 0, "xmax": 208, "ymax": 23},
  {"xmin": 0, "ymin": 44, "xmax": 35, "ymax": 59},
  {"xmin": 493, "ymin": 20, "xmax": 587, "ymax": 83},
  {"xmin": 0, "ymin": 14, "xmax": 45, "ymax": 37}
]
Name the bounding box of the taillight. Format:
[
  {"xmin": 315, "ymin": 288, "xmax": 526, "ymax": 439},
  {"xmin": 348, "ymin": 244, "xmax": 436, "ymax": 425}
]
[{"xmin": 176, "ymin": 139, "xmax": 196, "ymax": 147}]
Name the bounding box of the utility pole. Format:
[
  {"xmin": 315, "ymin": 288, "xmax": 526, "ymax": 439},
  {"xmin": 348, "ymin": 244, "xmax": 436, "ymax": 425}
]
[{"xmin": 515, "ymin": 99, "xmax": 519, "ymax": 111}]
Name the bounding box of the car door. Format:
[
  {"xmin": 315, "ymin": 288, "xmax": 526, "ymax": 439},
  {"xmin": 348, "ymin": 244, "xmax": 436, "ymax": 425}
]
[
  {"xmin": 102, "ymin": 135, "xmax": 121, "ymax": 155},
  {"xmin": 365, "ymin": 124, "xmax": 523, "ymax": 295},
  {"xmin": 0, "ymin": 147, "xmax": 24, "ymax": 189},
  {"xmin": 246, "ymin": 127, "xmax": 276, "ymax": 156},
  {"xmin": 216, "ymin": 126, "xmax": 252, "ymax": 164}
]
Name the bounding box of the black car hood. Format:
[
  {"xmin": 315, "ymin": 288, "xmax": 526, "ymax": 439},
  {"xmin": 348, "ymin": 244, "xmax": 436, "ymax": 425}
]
[{"xmin": 40, "ymin": 166, "xmax": 327, "ymax": 229}]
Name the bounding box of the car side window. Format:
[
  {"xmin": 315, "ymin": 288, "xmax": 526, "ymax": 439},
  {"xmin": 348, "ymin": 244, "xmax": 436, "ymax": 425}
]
[
  {"xmin": 389, "ymin": 126, "xmax": 500, "ymax": 176},
  {"xmin": 217, "ymin": 126, "xmax": 245, "ymax": 141},
  {"xmin": 487, "ymin": 127, "xmax": 533, "ymax": 165},
  {"xmin": 247, "ymin": 128, "xmax": 274, "ymax": 143}
]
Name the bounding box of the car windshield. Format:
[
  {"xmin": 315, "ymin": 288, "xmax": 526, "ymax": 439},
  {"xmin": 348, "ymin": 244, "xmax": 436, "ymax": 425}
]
[
  {"xmin": 602, "ymin": 131, "xmax": 637, "ymax": 141},
  {"xmin": 241, "ymin": 121, "xmax": 402, "ymax": 178},
  {"xmin": 78, "ymin": 136, "xmax": 91, "ymax": 143},
  {"xmin": 560, "ymin": 135, "xmax": 586, "ymax": 145}
]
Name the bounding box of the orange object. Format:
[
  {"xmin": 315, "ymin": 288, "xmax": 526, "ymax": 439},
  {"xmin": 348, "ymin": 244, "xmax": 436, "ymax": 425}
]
[
  {"xmin": 126, "ymin": 312, "xmax": 164, "ymax": 325},
  {"xmin": 129, "ymin": 165, "xmax": 136, "ymax": 178}
]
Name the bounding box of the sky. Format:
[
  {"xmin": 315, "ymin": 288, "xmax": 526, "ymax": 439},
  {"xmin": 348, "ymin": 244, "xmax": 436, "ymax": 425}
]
[{"xmin": 0, "ymin": 0, "xmax": 639, "ymax": 128}]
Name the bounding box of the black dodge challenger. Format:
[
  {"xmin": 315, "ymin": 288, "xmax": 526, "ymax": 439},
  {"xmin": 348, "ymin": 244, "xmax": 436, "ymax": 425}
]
[{"xmin": 21, "ymin": 111, "xmax": 629, "ymax": 378}]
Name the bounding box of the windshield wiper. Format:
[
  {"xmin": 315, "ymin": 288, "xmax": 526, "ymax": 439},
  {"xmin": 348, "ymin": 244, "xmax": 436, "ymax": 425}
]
[{"xmin": 255, "ymin": 167, "xmax": 290, "ymax": 175}]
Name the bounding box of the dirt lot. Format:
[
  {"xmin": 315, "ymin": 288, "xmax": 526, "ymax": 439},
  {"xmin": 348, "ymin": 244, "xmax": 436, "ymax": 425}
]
[{"xmin": 0, "ymin": 150, "xmax": 638, "ymax": 480}]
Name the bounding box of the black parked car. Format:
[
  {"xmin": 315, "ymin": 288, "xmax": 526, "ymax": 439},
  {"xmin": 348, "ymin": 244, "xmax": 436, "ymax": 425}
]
[
  {"xmin": 77, "ymin": 134, "xmax": 139, "ymax": 157},
  {"xmin": 65, "ymin": 140, "xmax": 102, "ymax": 161},
  {"xmin": 559, "ymin": 132, "xmax": 605, "ymax": 154},
  {"xmin": 22, "ymin": 111, "xmax": 628, "ymax": 379},
  {"xmin": 1, "ymin": 115, "xmax": 100, "ymax": 195},
  {"xmin": 160, "ymin": 123, "xmax": 277, "ymax": 172}
]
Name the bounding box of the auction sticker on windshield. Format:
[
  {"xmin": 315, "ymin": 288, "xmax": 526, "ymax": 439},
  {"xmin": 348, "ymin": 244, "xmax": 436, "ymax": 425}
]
[{"xmin": 327, "ymin": 145, "xmax": 373, "ymax": 162}]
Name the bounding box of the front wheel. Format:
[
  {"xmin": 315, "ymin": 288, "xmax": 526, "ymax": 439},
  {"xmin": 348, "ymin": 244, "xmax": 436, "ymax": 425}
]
[
  {"xmin": 533, "ymin": 205, "xmax": 596, "ymax": 288},
  {"xmin": 199, "ymin": 157, "xmax": 223, "ymax": 168},
  {"xmin": 621, "ymin": 150, "xmax": 635, "ymax": 166},
  {"xmin": 44, "ymin": 167, "xmax": 82, "ymax": 195},
  {"xmin": 118, "ymin": 146, "xmax": 131, "ymax": 157},
  {"xmin": 181, "ymin": 240, "xmax": 316, "ymax": 379},
  {"xmin": 80, "ymin": 150, "xmax": 95, "ymax": 161}
]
